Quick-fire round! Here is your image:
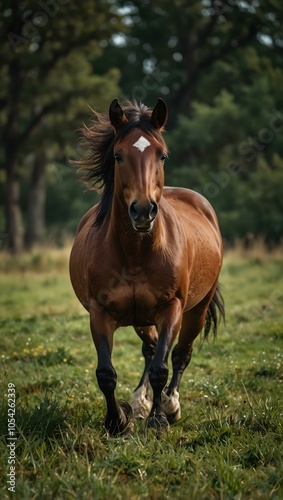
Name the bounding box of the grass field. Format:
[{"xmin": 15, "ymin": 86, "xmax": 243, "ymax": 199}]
[{"xmin": 0, "ymin": 247, "xmax": 282, "ymax": 499}]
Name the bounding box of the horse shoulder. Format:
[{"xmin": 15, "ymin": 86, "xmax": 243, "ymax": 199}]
[{"xmin": 163, "ymin": 187, "xmax": 220, "ymax": 233}]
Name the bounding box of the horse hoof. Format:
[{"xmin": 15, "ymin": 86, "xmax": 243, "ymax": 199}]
[
  {"xmin": 166, "ymin": 407, "xmax": 181, "ymax": 424},
  {"xmin": 146, "ymin": 410, "xmax": 170, "ymax": 432},
  {"xmin": 105, "ymin": 400, "xmax": 133, "ymax": 436}
]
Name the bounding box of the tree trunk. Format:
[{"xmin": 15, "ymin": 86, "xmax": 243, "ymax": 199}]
[
  {"xmin": 3, "ymin": 50, "xmax": 24, "ymax": 253},
  {"xmin": 25, "ymin": 150, "xmax": 47, "ymax": 250},
  {"xmin": 5, "ymin": 168, "xmax": 24, "ymax": 254}
]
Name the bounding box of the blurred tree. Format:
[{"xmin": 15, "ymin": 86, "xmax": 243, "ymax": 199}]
[
  {"xmin": 165, "ymin": 74, "xmax": 283, "ymax": 242},
  {"xmin": 100, "ymin": 0, "xmax": 283, "ymax": 243},
  {"xmin": 25, "ymin": 149, "xmax": 47, "ymax": 249},
  {"xmin": 1, "ymin": 0, "xmax": 283, "ymax": 249},
  {"xmin": 0, "ymin": 0, "xmax": 124, "ymax": 252},
  {"xmin": 105, "ymin": 0, "xmax": 283, "ymax": 124}
]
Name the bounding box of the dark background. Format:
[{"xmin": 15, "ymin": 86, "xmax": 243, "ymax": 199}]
[{"xmin": 1, "ymin": 0, "xmax": 283, "ymax": 252}]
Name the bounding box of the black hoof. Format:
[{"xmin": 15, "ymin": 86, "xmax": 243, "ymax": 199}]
[
  {"xmin": 146, "ymin": 410, "xmax": 170, "ymax": 432},
  {"xmin": 105, "ymin": 400, "xmax": 133, "ymax": 436},
  {"xmin": 166, "ymin": 407, "xmax": 181, "ymax": 425}
]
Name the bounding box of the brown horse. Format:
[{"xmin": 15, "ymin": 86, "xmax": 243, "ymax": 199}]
[{"xmin": 70, "ymin": 98, "xmax": 224, "ymax": 435}]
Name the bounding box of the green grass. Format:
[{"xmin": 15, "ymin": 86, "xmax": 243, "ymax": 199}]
[{"xmin": 0, "ymin": 251, "xmax": 282, "ymax": 499}]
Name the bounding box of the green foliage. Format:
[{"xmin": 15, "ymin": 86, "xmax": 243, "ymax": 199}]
[
  {"xmin": 166, "ymin": 86, "xmax": 283, "ymax": 242},
  {"xmin": 109, "ymin": 0, "xmax": 283, "ymax": 244},
  {"xmin": 0, "ymin": 0, "xmax": 124, "ymax": 149},
  {"xmin": 0, "ymin": 0, "xmax": 124, "ymax": 250},
  {"xmin": 0, "ymin": 253, "xmax": 283, "ymax": 498},
  {"xmin": 1, "ymin": 0, "xmax": 283, "ymax": 246}
]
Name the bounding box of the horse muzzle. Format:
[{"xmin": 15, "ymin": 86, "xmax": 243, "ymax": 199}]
[{"xmin": 128, "ymin": 200, "xmax": 158, "ymax": 233}]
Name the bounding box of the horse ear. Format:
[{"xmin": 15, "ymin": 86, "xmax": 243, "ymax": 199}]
[
  {"xmin": 109, "ymin": 98, "xmax": 127, "ymax": 132},
  {"xmin": 151, "ymin": 98, "xmax": 168, "ymax": 131}
]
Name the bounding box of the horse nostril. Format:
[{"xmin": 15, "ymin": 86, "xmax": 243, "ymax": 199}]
[
  {"xmin": 129, "ymin": 200, "xmax": 158, "ymax": 225},
  {"xmin": 150, "ymin": 201, "xmax": 158, "ymax": 219},
  {"xmin": 129, "ymin": 201, "xmax": 139, "ymax": 221}
]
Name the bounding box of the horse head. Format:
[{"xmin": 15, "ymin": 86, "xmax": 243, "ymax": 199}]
[{"xmin": 109, "ymin": 98, "xmax": 168, "ymax": 233}]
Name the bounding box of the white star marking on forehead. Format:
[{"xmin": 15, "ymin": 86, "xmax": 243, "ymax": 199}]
[{"xmin": 132, "ymin": 136, "xmax": 151, "ymax": 153}]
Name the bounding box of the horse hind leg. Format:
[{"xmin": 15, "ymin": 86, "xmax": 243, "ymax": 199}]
[
  {"xmin": 162, "ymin": 284, "xmax": 223, "ymax": 424},
  {"xmin": 161, "ymin": 306, "xmax": 208, "ymax": 424},
  {"xmin": 161, "ymin": 342, "xmax": 193, "ymax": 423},
  {"xmin": 131, "ymin": 326, "xmax": 157, "ymax": 419},
  {"xmin": 146, "ymin": 298, "xmax": 183, "ymax": 431}
]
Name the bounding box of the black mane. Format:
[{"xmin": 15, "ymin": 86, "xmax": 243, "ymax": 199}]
[{"xmin": 75, "ymin": 100, "xmax": 166, "ymax": 227}]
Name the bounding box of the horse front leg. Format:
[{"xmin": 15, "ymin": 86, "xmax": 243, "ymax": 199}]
[
  {"xmin": 147, "ymin": 298, "xmax": 182, "ymax": 431},
  {"xmin": 90, "ymin": 302, "xmax": 132, "ymax": 436}
]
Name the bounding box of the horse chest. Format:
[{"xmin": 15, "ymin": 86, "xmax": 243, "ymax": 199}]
[{"xmin": 94, "ymin": 268, "xmax": 174, "ymax": 325}]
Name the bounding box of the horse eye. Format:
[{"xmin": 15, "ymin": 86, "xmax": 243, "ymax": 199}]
[
  {"xmin": 114, "ymin": 153, "xmax": 122, "ymax": 163},
  {"xmin": 161, "ymin": 153, "xmax": 168, "ymax": 163}
]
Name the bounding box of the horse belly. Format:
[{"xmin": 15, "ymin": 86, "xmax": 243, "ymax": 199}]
[{"xmin": 184, "ymin": 248, "xmax": 222, "ymax": 310}]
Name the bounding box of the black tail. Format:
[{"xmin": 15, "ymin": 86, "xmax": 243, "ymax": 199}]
[{"xmin": 204, "ymin": 284, "xmax": 225, "ymax": 339}]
